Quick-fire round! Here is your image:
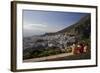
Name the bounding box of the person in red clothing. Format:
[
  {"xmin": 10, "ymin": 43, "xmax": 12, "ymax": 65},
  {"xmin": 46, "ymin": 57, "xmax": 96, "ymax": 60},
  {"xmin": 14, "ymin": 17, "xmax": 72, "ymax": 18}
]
[
  {"xmin": 74, "ymin": 42, "xmax": 85, "ymax": 54},
  {"xmin": 79, "ymin": 43, "xmax": 84, "ymax": 53},
  {"xmin": 74, "ymin": 43, "xmax": 80, "ymax": 54}
]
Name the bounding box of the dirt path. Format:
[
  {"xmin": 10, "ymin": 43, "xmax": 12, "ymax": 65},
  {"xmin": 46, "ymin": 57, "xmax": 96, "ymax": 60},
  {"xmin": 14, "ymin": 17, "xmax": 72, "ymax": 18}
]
[{"xmin": 23, "ymin": 52, "xmax": 73, "ymax": 62}]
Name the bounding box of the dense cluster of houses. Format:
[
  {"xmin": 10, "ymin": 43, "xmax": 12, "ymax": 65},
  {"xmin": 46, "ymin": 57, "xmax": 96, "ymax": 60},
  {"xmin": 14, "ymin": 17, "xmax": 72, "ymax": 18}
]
[{"xmin": 23, "ymin": 33, "xmax": 76, "ymax": 52}]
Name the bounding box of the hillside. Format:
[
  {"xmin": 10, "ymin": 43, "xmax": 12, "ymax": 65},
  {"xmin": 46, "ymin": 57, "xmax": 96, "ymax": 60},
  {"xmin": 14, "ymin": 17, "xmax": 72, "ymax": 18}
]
[{"xmin": 44, "ymin": 14, "xmax": 91, "ymax": 38}]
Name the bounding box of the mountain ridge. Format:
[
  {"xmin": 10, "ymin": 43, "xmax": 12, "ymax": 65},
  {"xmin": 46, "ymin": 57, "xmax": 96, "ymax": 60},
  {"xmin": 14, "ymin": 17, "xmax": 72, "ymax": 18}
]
[{"xmin": 43, "ymin": 14, "xmax": 90, "ymax": 36}]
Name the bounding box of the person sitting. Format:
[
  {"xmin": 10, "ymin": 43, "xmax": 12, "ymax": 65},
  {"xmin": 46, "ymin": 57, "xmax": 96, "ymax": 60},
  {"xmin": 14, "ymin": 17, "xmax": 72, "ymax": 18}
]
[
  {"xmin": 79, "ymin": 43, "xmax": 84, "ymax": 53},
  {"xmin": 83, "ymin": 44, "xmax": 88, "ymax": 53},
  {"xmin": 74, "ymin": 44, "xmax": 81, "ymax": 54},
  {"xmin": 70, "ymin": 43, "xmax": 76, "ymax": 55},
  {"xmin": 74, "ymin": 42, "xmax": 84, "ymax": 54}
]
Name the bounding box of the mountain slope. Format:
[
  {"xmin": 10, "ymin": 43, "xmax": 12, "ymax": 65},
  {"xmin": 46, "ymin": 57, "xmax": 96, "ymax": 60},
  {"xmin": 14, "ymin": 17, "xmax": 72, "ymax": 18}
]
[{"xmin": 44, "ymin": 14, "xmax": 91, "ymax": 37}]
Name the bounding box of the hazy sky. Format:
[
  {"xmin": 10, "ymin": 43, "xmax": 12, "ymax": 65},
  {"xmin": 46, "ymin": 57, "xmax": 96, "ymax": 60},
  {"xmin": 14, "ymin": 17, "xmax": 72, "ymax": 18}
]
[{"xmin": 23, "ymin": 10, "xmax": 88, "ymax": 37}]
